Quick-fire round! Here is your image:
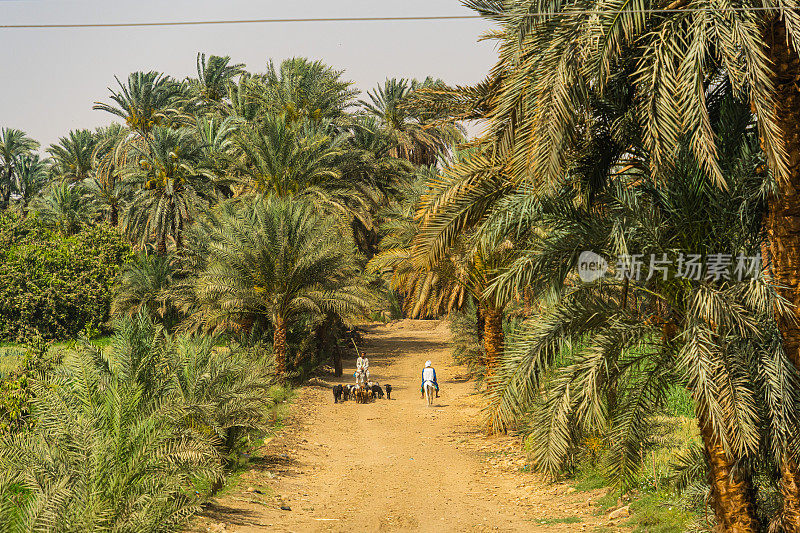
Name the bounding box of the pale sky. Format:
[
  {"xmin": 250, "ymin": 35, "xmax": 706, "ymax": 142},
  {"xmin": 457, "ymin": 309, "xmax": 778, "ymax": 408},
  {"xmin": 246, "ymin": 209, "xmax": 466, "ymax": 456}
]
[{"xmin": 0, "ymin": 0, "xmax": 497, "ymax": 148}]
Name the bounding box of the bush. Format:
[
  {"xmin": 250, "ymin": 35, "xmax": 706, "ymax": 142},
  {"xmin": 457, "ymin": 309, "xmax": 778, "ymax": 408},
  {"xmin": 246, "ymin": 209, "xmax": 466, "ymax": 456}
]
[{"xmin": 0, "ymin": 212, "xmax": 131, "ymax": 341}]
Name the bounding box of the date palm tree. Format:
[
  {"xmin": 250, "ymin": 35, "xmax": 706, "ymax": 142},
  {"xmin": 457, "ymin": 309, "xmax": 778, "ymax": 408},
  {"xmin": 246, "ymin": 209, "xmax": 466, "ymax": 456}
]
[
  {"xmin": 460, "ymin": 0, "xmax": 800, "ymax": 526},
  {"xmin": 94, "ymin": 71, "xmax": 184, "ymax": 138},
  {"xmin": 486, "ymin": 92, "xmax": 795, "ymax": 529},
  {"xmin": 189, "ymin": 52, "xmax": 245, "ymax": 109},
  {"xmin": 47, "ymin": 129, "xmax": 96, "ymax": 183},
  {"xmin": 87, "ymin": 124, "xmax": 131, "ymax": 227},
  {"xmin": 0, "ymin": 128, "xmax": 39, "ymax": 210},
  {"xmin": 193, "ymin": 196, "xmax": 370, "ymax": 374},
  {"xmin": 112, "ymin": 252, "xmax": 180, "ymax": 329},
  {"xmin": 359, "ymin": 78, "xmax": 465, "ymax": 166},
  {"xmin": 368, "ymin": 176, "xmax": 469, "ymax": 319},
  {"xmin": 34, "ymin": 181, "xmax": 92, "ymax": 236},
  {"xmin": 13, "ymin": 154, "xmax": 50, "ymax": 211},
  {"xmin": 123, "ymin": 126, "xmax": 213, "ymax": 254},
  {"xmin": 258, "ymin": 57, "xmax": 359, "ymax": 125},
  {"xmin": 233, "ymin": 115, "xmax": 343, "ymax": 197}
]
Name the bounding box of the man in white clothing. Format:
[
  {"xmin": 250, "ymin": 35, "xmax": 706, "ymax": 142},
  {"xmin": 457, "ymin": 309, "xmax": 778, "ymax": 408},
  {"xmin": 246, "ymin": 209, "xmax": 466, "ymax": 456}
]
[
  {"xmin": 355, "ymin": 353, "xmax": 369, "ymax": 385},
  {"xmin": 420, "ymin": 360, "xmax": 439, "ymax": 398}
]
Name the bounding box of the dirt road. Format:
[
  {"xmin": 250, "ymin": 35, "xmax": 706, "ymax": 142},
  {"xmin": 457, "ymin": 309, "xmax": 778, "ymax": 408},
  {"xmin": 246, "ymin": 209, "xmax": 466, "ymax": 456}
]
[{"xmin": 193, "ymin": 320, "xmax": 618, "ymax": 532}]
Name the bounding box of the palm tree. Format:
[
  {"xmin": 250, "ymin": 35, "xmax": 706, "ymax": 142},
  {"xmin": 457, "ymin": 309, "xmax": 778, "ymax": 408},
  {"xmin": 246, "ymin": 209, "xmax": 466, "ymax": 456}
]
[
  {"xmin": 189, "ymin": 52, "xmax": 245, "ymax": 108},
  {"xmin": 88, "ymin": 123, "xmax": 132, "ymax": 226},
  {"xmin": 359, "ymin": 78, "xmax": 465, "ymax": 166},
  {"xmin": 458, "ymin": 1, "xmax": 800, "ymax": 525},
  {"xmin": 485, "ymin": 93, "xmax": 788, "ymax": 528},
  {"xmin": 0, "ymin": 312, "xmax": 277, "ymax": 531},
  {"xmin": 93, "ymin": 71, "xmax": 184, "ymax": 138},
  {"xmin": 0, "ymin": 128, "xmax": 39, "ymax": 210},
  {"xmin": 193, "ymin": 197, "xmax": 370, "ymax": 374},
  {"xmin": 369, "ymin": 168, "xmax": 469, "ymax": 319},
  {"xmin": 47, "ymin": 129, "xmax": 96, "ymax": 183},
  {"xmin": 13, "ymin": 154, "xmax": 50, "ymax": 211},
  {"xmin": 233, "ymin": 116, "xmax": 343, "ymax": 197},
  {"xmin": 123, "ymin": 126, "xmax": 213, "ymax": 254},
  {"xmin": 34, "ymin": 181, "xmax": 91, "ymax": 236},
  {"xmin": 258, "ymin": 57, "xmax": 359, "ymax": 124},
  {"xmin": 112, "ymin": 252, "xmax": 180, "ymax": 329},
  {"xmin": 195, "ymin": 115, "xmax": 239, "ymax": 195}
]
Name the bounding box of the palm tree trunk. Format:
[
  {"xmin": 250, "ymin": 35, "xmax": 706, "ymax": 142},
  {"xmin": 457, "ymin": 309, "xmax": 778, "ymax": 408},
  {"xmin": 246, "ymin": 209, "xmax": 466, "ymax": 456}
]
[
  {"xmin": 156, "ymin": 233, "xmax": 167, "ymax": 256},
  {"xmin": 764, "ymin": 17, "xmax": 800, "ymax": 530},
  {"xmin": 110, "ymin": 202, "xmax": 118, "ymax": 227},
  {"xmin": 476, "ymin": 303, "xmax": 485, "ymax": 345},
  {"xmin": 273, "ymin": 314, "xmax": 287, "ymax": 375},
  {"xmin": 483, "ymin": 304, "xmax": 504, "ymax": 387},
  {"xmin": 523, "ymin": 286, "xmax": 533, "ymax": 317},
  {"xmin": 697, "ymin": 416, "xmax": 760, "ymax": 532}
]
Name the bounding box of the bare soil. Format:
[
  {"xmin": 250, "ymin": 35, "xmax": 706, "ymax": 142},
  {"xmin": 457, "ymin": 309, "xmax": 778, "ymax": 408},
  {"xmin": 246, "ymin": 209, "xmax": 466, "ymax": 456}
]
[{"xmin": 191, "ymin": 320, "xmax": 627, "ymax": 532}]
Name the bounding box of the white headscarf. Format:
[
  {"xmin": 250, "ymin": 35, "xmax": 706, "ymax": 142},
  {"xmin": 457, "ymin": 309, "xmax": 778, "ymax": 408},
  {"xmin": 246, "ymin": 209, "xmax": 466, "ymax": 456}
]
[{"xmin": 425, "ymin": 360, "xmax": 432, "ymax": 368}]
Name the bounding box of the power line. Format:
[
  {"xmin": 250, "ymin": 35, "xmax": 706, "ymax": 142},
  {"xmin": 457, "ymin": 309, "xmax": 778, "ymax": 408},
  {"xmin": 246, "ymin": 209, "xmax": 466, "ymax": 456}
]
[
  {"xmin": 0, "ymin": 15, "xmax": 481, "ymax": 29},
  {"xmin": 0, "ymin": 8, "xmax": 796, "ymax": 29}
]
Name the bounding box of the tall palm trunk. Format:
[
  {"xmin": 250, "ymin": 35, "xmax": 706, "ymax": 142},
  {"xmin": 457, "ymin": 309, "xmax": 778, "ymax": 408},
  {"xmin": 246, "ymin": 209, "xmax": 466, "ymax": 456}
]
[
  {"xmin": 764, "ymin": 17, "xmax": 800, "ymax": 530},
  {"xmin": 483, "ymin": 304, "xmax": 504, "ymax": 387},
  {"xmin": 273, "ymin": 314, "xmax": 287, "ymax": 375},
  {"xmin": 484, "ymin": 304, "xmax": 504, "ymax": 434},
  {"xmin": 697, "ymin": 415, "xmax": 760, "ymax": 532}
]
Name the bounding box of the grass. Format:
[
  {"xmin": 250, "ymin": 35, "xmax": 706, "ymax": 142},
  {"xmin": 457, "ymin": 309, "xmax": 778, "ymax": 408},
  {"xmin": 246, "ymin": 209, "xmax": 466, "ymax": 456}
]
[
  {"xmin": 0, "ymin": 336, "xmax": 113, "ymax": 377},
  {"xmin": 626, "ymin": 491, "xmax": 696, "ymax": 533},
  {"xmin": 574, "ymin": 463, "xmax": 609, "ymax": 492},
  {"xmin": 563, "ymin": 414, "xmax": 703, "ymax": 531},
  {"xmin": 534, "ymin": 516, "xmax": 583, "ymax": 525}
]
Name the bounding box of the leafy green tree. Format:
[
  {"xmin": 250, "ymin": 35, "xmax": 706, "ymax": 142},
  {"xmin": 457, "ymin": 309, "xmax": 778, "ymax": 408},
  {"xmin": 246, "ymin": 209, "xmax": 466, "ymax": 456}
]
[
  {"xmin": 0, "ymin": 128, "xmax": 39, "ymax": 210},
  {"xmin": 193, "ymin": 197, "xmax": 370, "ymax": 374},
  {"xmin": 0, "ymin": 214, "xmax": 130, "ymax": 340}
]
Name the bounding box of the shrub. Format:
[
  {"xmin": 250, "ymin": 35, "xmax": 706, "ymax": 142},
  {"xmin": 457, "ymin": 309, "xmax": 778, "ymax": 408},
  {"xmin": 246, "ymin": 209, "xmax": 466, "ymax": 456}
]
[{"xmin": 0, "ymin": 212, "xmax": 131, "ymax": 341}]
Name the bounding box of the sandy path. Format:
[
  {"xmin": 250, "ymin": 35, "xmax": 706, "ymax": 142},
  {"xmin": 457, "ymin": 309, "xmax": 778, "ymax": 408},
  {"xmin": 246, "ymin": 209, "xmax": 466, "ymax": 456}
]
[{"xmin": 193, "ymin": 320, "xmax": 621, "ymax": 532}]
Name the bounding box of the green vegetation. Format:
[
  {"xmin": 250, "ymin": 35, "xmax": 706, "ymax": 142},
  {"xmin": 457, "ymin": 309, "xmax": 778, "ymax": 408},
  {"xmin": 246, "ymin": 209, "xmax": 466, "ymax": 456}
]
[
  {"xmin": 0, "ymin": 52, "xmax": 461, "ymax": 531},
  {"xmin": 0, "ymin": 313, "xmax": 277, "ymax": 530},
  {"xmin": 3, "ymin": 1, "xmax": 800, "ymax": 529},
  {"xmin": 534, "ymin": 516, "xmax": 582, "ymax": 525},
  {"xmin": 366, "ymin": 1, "xmax": 800, "ymax": 530},
  {"xmin": 0, "ymin": 212, "xmax": 131, "ymax": 340}
]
